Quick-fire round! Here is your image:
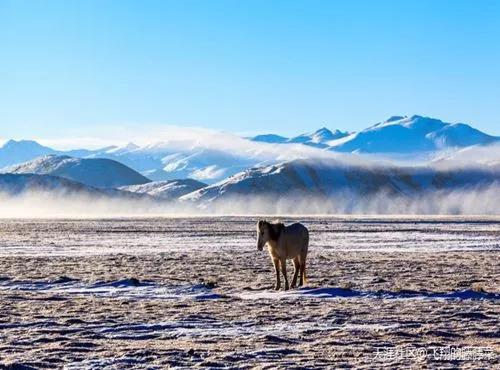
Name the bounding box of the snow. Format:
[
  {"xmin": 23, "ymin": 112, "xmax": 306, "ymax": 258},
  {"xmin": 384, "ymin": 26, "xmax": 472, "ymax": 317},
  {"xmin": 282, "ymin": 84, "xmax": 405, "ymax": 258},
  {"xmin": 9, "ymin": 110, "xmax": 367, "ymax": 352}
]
[
  {"xmin": 0, "ymin": 277, "xmax": 223, "ymax": 301},
  {"xmin": 2, "ymin": 277, "xmax": 496, "ymax": 328},
  {"xmin": 1, "ymin": 273, "xmax": 497, "ymax": 305},
  {"xmin": 0, "ymin": 216, "xmax": 497, "ymax": 257}
]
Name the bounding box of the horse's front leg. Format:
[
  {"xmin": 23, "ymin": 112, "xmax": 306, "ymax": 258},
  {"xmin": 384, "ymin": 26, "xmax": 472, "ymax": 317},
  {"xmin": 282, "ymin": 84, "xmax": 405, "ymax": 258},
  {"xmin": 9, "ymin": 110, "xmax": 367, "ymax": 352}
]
[
  {"xmin": 272, "ymin": 258, "xmax": 281, "ymax": 290},
  {"xmin": 280, "ymin": 258, "xmax": 289, "ymax": 290}
]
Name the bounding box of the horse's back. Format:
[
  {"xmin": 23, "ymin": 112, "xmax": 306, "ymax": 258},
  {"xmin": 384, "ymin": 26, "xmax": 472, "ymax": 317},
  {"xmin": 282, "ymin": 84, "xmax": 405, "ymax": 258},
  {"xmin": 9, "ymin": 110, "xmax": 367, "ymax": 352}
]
[
  {"xmin": 286, "ymin": 222, "xmax": 308, "ymax": 237},
  {"xmin": 284, "ymin": 222, "xmax": 309, "ymax": 257}
]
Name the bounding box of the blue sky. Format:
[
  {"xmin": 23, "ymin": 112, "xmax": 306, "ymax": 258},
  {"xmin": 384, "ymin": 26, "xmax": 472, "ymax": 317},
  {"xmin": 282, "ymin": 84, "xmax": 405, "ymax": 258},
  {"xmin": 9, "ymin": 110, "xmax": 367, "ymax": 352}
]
[{"xmin": 1, "ymin": 0, "xmax": 500, "ymax": 144}]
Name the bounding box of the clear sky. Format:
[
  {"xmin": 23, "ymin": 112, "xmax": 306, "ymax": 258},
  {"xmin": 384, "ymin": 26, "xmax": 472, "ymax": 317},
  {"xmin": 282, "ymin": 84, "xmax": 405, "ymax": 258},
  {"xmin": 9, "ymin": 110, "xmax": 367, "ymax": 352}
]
[{"xmin": 1, "ymin": 0, "xmax": 500, "ymax": 144}]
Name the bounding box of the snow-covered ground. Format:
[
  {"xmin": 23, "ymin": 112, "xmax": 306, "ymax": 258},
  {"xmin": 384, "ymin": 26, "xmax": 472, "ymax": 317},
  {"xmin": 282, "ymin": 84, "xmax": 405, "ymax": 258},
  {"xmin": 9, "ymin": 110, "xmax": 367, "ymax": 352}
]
[
  {"xmin": 0, "ymin": 216, "xmax": 497, "ymax": 256},
  {"xmin": 0, "ymin": 217, "xmax": 498, "ymax": 368}
]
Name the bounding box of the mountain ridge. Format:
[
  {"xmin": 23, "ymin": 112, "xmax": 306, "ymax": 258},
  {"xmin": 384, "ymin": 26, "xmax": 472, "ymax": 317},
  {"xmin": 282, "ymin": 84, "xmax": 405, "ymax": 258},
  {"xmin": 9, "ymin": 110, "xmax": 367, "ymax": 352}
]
[
  {"xmin": 119, "ymin": 179, "xmax": 206, "ymax": 200},
  {"xmin": 2, "ymin": 155, "xmax": 151, "ymax": 188},
  {"xmin": 180, "ymin": 158, "xmax": 500, "ymax": 205}
]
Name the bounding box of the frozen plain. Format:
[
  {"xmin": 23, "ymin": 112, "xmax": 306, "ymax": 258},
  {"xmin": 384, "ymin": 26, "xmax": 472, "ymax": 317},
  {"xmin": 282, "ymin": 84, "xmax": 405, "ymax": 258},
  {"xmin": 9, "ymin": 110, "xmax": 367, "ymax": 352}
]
[{"xmin": 0, "ymin": 216, "xmax": 498, "ymax": 369}]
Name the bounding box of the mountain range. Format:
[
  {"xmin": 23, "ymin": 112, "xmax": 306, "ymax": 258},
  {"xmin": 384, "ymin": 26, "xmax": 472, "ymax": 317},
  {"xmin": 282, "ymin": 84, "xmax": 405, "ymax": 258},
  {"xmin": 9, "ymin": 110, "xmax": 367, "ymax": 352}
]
[
  {"xmin": 0, "ymin": 140, "xmax": 260, "ymax": 184},
  {"xmin": 180, "ymin": 158, "xmax": 500, "ymax": 205},
  {"xmin": 0, "ymin": 114, "xmax": 499, "ymax": 211},
  {"xmin": 251, "ymin": 115, "xmax": 499, "ymax": 154},
  {"xmin": 2, "ymin": 115, "xmax": 499, "ymax": 186}
]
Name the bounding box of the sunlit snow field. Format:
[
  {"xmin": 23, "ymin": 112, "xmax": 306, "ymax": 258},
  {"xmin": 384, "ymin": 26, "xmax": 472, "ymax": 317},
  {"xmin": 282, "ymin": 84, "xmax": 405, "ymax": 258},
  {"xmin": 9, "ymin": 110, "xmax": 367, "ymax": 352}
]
[{"xmin": 0, "ymin": 216, "xmax": 498, "ymax": 368}]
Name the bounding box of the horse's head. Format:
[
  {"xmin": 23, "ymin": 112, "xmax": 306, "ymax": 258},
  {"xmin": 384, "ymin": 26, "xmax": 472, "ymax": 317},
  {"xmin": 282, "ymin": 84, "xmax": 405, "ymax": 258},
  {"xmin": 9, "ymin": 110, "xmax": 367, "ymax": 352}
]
[
  {"xmin": 256, "ymin": 220, "xmax": 269, "ymax": 251},
  {"xmin": 256, "ymin": 220, "xmax": 284, "ymax": 251}
]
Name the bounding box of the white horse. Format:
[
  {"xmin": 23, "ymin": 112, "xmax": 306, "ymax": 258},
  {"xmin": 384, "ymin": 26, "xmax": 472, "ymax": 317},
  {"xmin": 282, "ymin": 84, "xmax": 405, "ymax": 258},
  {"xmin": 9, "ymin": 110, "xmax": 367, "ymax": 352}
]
[{"xmin": 256, "ymin": 220, "xmax": 309, "ymax": 290}]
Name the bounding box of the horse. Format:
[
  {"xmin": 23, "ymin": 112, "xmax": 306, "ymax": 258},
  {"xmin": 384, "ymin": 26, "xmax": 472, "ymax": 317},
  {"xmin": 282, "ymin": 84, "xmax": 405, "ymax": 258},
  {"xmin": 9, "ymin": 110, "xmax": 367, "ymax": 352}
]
[{"xmin": 256, "ymin": 220, "xmax": 309, "ymax": 290}]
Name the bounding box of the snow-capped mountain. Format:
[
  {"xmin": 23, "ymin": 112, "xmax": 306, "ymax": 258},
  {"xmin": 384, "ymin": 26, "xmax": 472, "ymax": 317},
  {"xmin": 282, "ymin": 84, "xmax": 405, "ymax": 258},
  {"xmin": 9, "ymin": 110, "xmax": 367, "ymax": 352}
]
[
  {"xmin": 2, "ymin": 155, "xmax": 151, "ymax": 188},
  {"xmin": 92, "ymin": 146, "xmax": 261, "ymax": 183},
  {"xmin": 120, "ymin": 179, "xmax": 206, "ymax": 200},
  {"xmin": 181, "ymin": 158, "xmax": 500, "ymax": 204},
  {"xmin": 251, "ymin": 127, "xmax": 349, "ymax": 147},
  {"xmin": 251, "ymin": 116, "xmax": 499, "ymax": 154},
  {"xmin": 153, "ymin": 149, "xmax": 256, "ymax": 181},
  {"xmin": 287, "ymin": 127, "xmax": 349, "ymax": 147},
  {"xmin": 327, "ymin": 115, "xmax": 499, "ymax": 154}
]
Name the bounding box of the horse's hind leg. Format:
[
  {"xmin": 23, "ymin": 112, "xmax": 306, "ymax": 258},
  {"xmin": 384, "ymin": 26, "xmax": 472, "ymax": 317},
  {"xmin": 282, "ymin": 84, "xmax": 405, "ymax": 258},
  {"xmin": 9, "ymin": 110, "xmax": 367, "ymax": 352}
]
[
  {"xmin": 298, "ymin": 252, "xmax": 307, "ymax": 287},
  {"xmin": 291, "ymin": 257, "xmax": 300, "ymax": 288},
  {"xmin": 280, "ymin": 258, "xmax": 289, "ymax": 290},
  {"xmin": 272, "ymin": 258, "xmax": 281, "ymax": 291}
]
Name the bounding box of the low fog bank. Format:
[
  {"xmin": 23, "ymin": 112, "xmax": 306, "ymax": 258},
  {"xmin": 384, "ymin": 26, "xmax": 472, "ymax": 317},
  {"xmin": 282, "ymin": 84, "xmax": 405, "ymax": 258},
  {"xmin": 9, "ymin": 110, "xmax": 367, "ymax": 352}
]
[
  {"xmin": 0, "ymin": 191, "xmax": 184, "ymax": 218},
  {"xmin": 205, "ymin": 185, "xmax": 500, "ymax": 215},
  {"xmin": 1, "ymin": 184, "xmax": 499, "ymax": 218}
]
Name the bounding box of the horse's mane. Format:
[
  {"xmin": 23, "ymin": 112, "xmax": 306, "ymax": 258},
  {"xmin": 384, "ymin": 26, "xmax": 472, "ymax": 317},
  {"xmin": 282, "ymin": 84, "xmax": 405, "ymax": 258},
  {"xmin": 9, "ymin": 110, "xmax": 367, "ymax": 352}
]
[{"xmin": 267, "ymin": 220, "xmax": 285, "ymax": 241}]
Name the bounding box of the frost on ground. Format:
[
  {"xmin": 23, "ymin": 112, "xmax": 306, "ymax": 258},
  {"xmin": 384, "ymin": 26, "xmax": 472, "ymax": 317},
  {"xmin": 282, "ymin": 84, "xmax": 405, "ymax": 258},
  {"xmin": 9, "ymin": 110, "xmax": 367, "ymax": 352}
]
[{"xmin": 0, "ymin": 217, "xmax": 498, "ymax": 368}]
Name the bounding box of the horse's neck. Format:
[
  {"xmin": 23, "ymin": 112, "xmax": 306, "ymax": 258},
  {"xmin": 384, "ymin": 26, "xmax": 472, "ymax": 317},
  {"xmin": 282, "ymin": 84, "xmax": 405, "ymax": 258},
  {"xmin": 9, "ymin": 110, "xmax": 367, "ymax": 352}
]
[{"xmin": 267, "ymin": 238, "xmax": 281, "ymax": 250}]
